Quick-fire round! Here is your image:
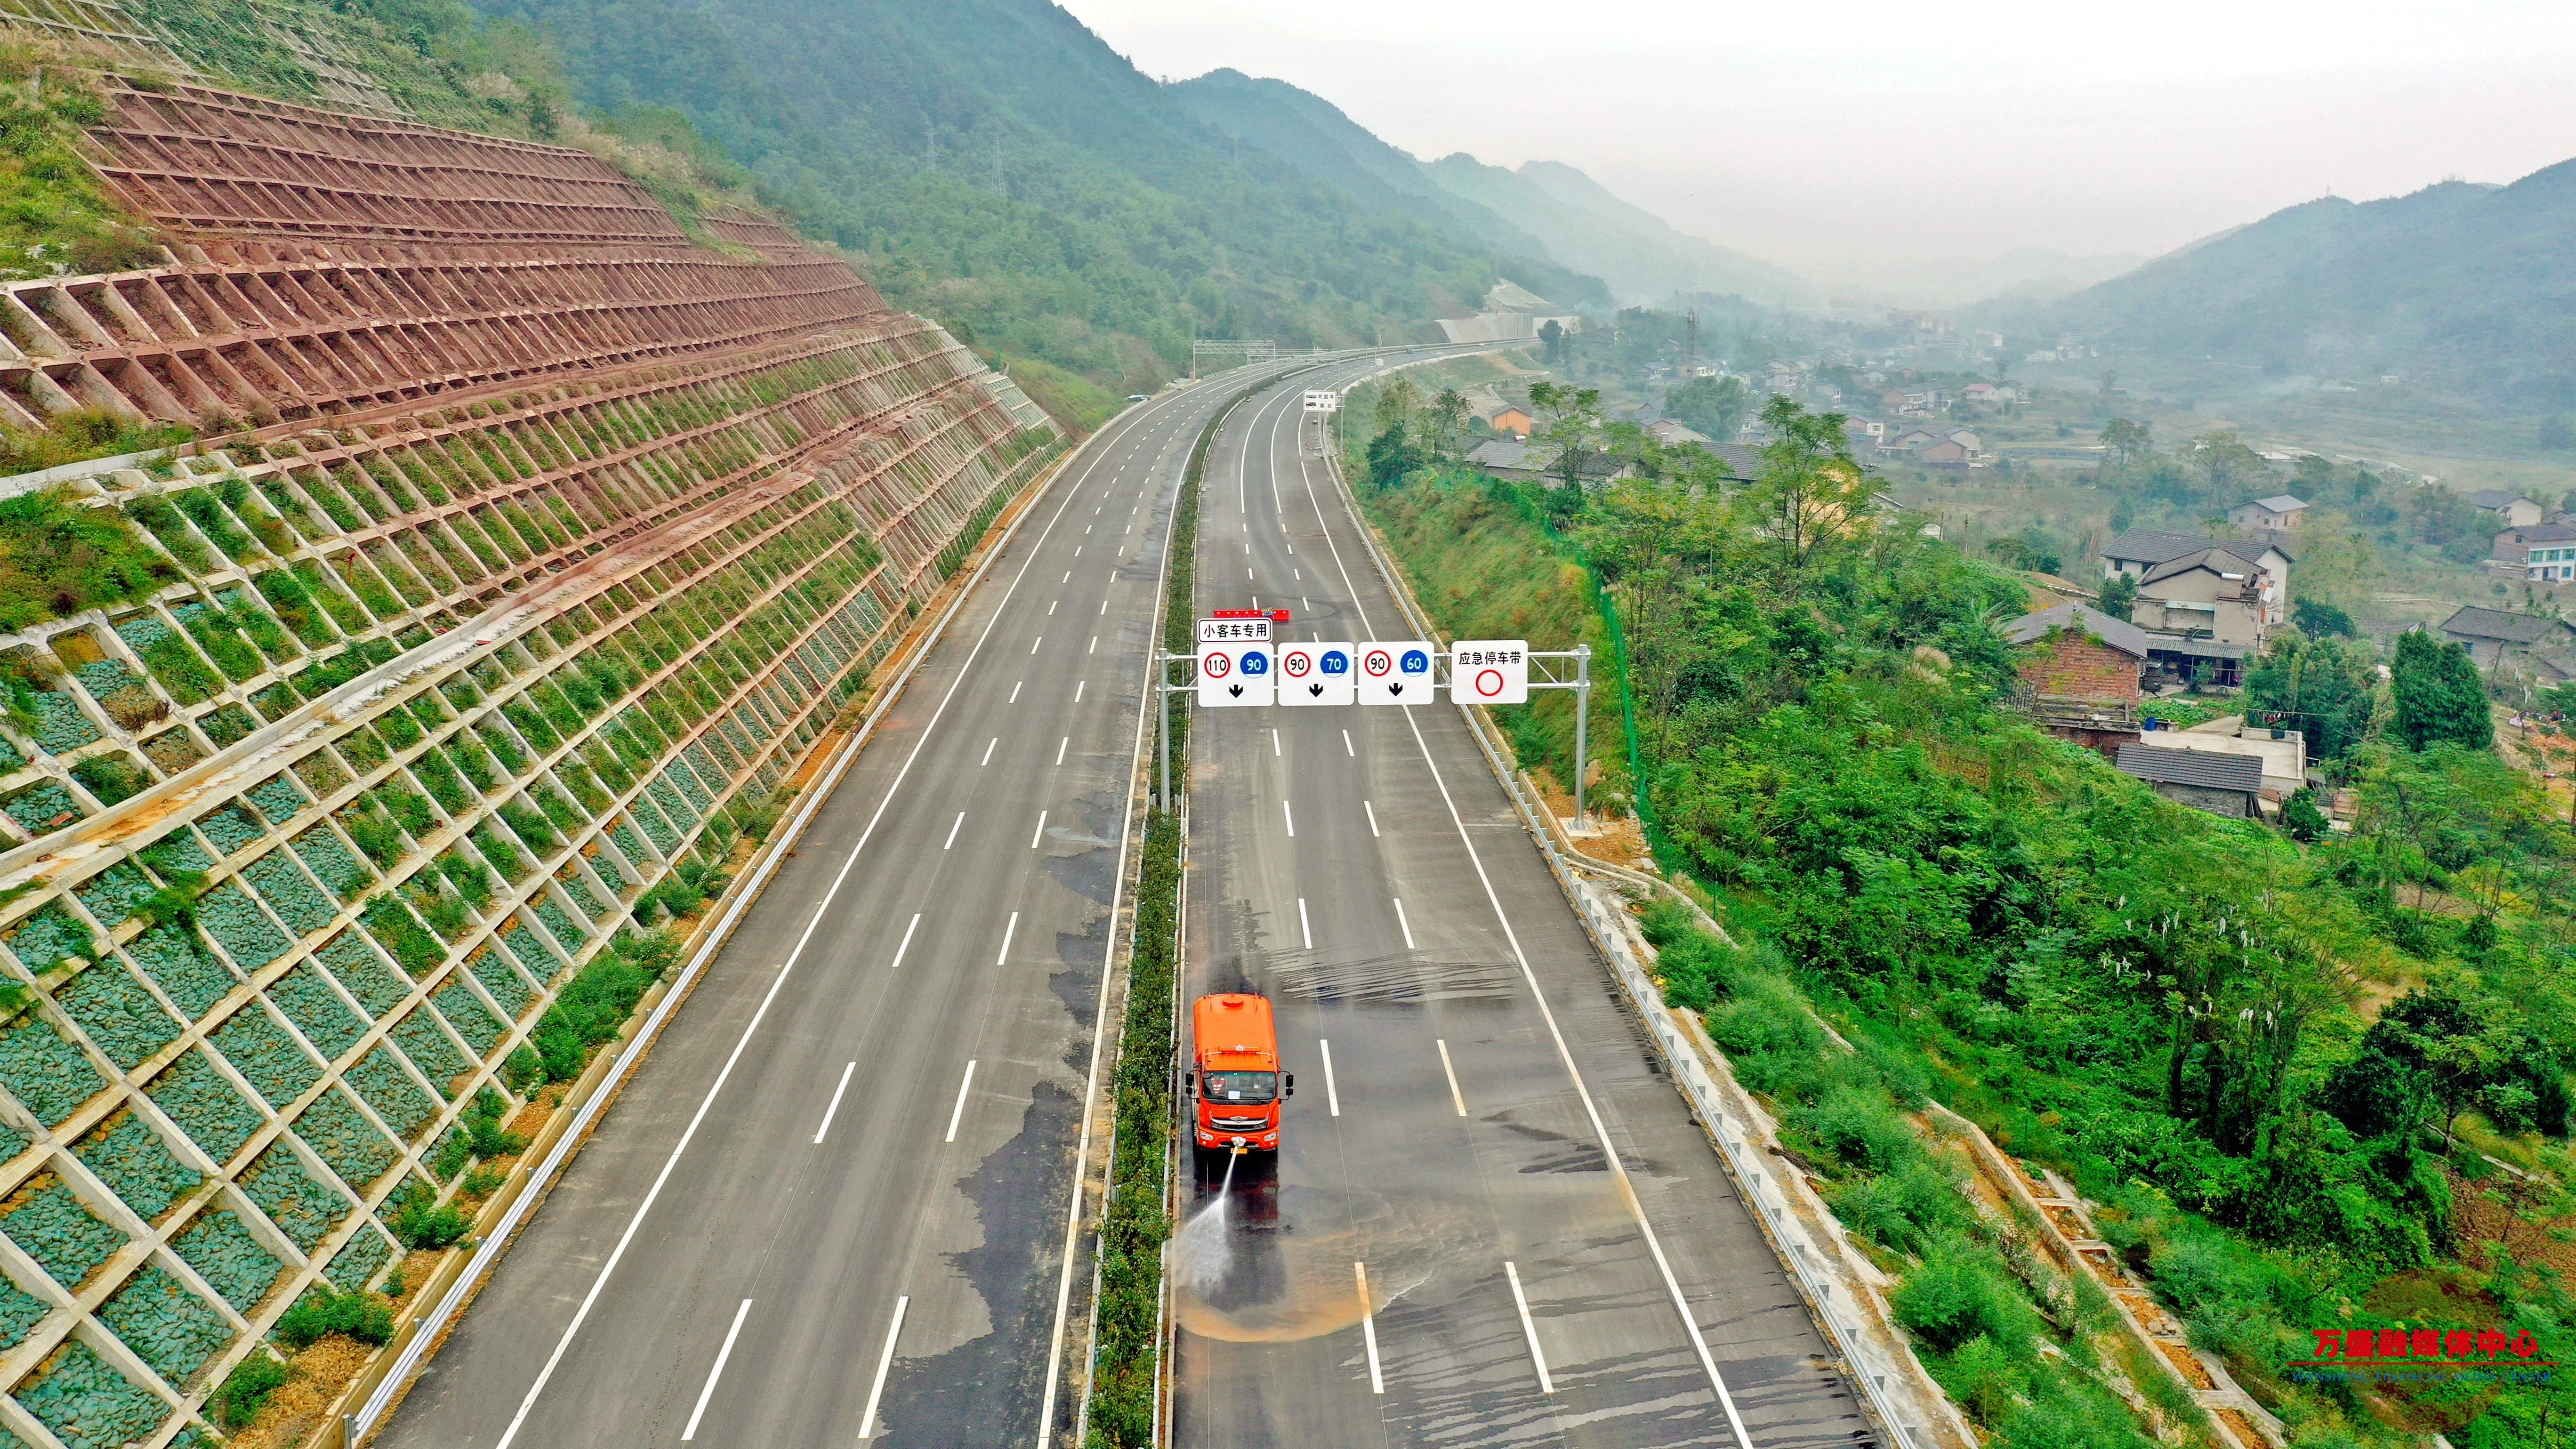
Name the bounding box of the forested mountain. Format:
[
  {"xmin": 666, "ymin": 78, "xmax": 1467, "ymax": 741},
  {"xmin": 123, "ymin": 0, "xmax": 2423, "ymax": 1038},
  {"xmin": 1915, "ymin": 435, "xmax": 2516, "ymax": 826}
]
[
  {"xmin": 2003, "ymin": 161, "xmax": 2576, "ymax": 408},
  {"xmin": 471, "ymin": 0, "xmax": 1562, "ymax": 411}
]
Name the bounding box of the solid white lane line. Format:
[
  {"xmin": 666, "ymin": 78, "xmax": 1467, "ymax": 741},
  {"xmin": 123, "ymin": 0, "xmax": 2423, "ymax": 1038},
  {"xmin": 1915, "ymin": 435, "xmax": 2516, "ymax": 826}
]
[
  {"xmin": 943, "ymin": 813, "xmax": 965, "ymax": 850},
  {"xmin": 1031, "ymin": 811, "xmax": 1048, "ymax": 848},
  {"xmin": 1271, "ymin": 728, "xmax": 1281, "ymax": 757},
  {"xmin": 1074, "ymin": 680, "xmax": 1085, "ymax": 702},
  {"xmin": 1342, "ymin": 729, "xmax": 1354, "ymax": 757},
  {"xmin": 1438, "ymin": 1038, "xmax": 1466, "ymax": 1116},
  {"xmin": 1363, "ymin": 799, "xmax": 1380, "ymax": 837},
  {"xmin": 1320, "ymin": 1038, "xmax": 1341, "ymax": 1116},
  {"xmin": 1506, "ymin": 1262, "xmax": 1555, "ymax": 1393},
  {"xmin": 1282, "ymin": 799, "xmax": 1294, "ymax": 836},
  {"xmin": 813, "ymin": 1063, "xmax": 856, "ymax": 1143},
  {"xmin": 1356, "ymin": 1263, "xmax": 1385, "ymax": 1393},
  {"xmin": 678, "ymin": 1298, "xmax": 753, "ymax": 1440},
  {"xmin": 1299, "ymin": 897, "xmax": 1312, "ymax": 950},
  {"xmin": 1009, "ymin": 681, "xmax": 1023, "ymax": 703},
  {"xmin": 981, "ymin": 737, "xmax": 998, "ymax": 766},
  {"xmin": 945, "ymin": 1060, "xmax": 978, "ymax": 1142},
  {"xmin": 1030, "ymin": 636, "xmax": 1043, "ymax": 654},
  {"xmin": 858, "ymin": 1296, "xmax": 909, "ymax": 1439},
  {"xmin": 997, "ymin": 911, "xmax": 1018, "ymax": 964},
  {"xmin": 1056, "ymin": 736, "xmax": 1069, "ymax": 765},
  {"xmin": 889, "ymin": 913, "xmax": 921, "ymax": 970},
  {"xmin": 1393, "ymin": 897, "xmax": 1416, "ymax": 950}
]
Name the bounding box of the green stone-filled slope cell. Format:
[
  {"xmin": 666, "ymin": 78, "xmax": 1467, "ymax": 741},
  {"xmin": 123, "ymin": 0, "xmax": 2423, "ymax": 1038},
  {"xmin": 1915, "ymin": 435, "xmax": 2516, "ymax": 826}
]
[
  {"xmin": 139, "ymin": 831, "xmax": 214, "ymax": 877},
  {"xmin": 193, "ymin": 881, "xmax": 289, "ymax": 972},
  {"xmin": 71, "ymin": 863, "xmax": 154, "ymax": 930},
  {"xmin": 242, "ymin": 852, "xmax": 338, "ymax": 939},
  {"xmin": 239, "ymin": 1146, "xmax": 344, "ymax": 1253},
  {"xmin": 389, "ymin": 1008, "xmax": 467, "ymax": 1096},
  {"xmin": 0, "ymin": 1015, "xmax": 107, "ymax": 1125},
  {"xmin": 502, "ymin": 923, "xmax": 563, "ymax": 983},
  {"xmin": 345, "ymin": 1046, "xmax": 434, "ymax": 1142},
  {"xmin": 0, "ymin": 1175, "xmax": 126, "ymax": 1290},
  {"xmin": 292, "ymin": 827, "xmax": 372, "ymax": 902},
  {"xmin": 264, "ymin": 964, "xmax": 364, "ymax": 1062},
  {"xmin": 322, "ymin": 1222, "xmax": 393, "ymax": 1294},
  {"xmin": 245, "ymin": 774, "xmax": 307, "ymax": 824},
  {"xmin": 3, "ymin": 902, "xmax": 94, "ymax": 973},
  {"xmin": 534, "ymin": 897, "xmax": 588, "ymax": 948},
  {"xmin": 0, "ymin": 1269, "xmax": 47, "ymax": 1352},
  {"xmin": 206, "ymin": 1007, "xmax": 319, "ymax": 1109},
  {"xmin": 123, "ymin": 925, "xmax": 238, "ymax": 1021},
  {"xmin": 15, "ymin": 1339, "xmax": 169, "ymax": 1449},
  {"xmin": 25, "ymin": 692, "xmax": 97, "ymax": 754},
  {"xmin": 72, "ymin": 1112, "xmax": 202, "ymax": 1224},
  {"xmin": 193, "ymin": 805, "xmax": 263, "ymax": 859},
  {"xmin": 55, "ymin": 961, "xmax": 181, "ymax": 1071},
  {"xmin": 172, "ymin": 1208, "xmax": 283, "ymax": 1313},
  {"xmin": 145, "ymin": 1050, "xmax": 264, "ymax": 1166},
  {"xmin": 97, "ymin": 1264, "xmax": 232, "ymax": 1389},
  {"xmin": 290, "ymin": 1087, "xmax": 396, "ymax": 1191},
  {"xmin": 317, "ymin": 931, "xmax": 410, "ymax": 1017},
  {"xmin": 467, "ymin": 949, "xmax": 533, "ymax": 1020}
]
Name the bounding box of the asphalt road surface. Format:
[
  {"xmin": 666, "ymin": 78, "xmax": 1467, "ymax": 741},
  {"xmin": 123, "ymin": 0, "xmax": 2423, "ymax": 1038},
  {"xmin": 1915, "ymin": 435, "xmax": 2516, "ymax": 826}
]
[
  {"xmin": 376, "ymin": 352, "xmax": 1456, "ymax": 1449},
  {"xmin": 1169, "ymin": 370, "xmax": 1876, "ymax": 1449}
]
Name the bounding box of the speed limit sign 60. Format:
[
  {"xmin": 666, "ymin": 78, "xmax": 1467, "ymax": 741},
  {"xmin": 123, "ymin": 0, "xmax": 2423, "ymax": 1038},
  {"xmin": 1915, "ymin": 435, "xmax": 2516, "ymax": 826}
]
[{"xmin": 1357, "ymin": 640, "xmax": 1434, "ymax": 705}]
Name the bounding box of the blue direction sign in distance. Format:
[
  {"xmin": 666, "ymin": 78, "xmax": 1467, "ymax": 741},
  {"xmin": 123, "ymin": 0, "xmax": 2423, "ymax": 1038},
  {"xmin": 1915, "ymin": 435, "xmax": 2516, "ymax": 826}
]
[{"xmin": 1357, "ymin": 640, "xmax": 1435, "ymax": 705}]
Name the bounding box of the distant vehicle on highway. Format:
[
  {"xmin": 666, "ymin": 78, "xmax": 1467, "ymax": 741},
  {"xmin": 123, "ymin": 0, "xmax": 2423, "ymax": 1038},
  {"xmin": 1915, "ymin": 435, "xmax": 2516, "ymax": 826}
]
[
  {"xmin": 1188, "ymin": 993, "xmax": 1289, "ymax": 1154},
  {"xmin": 1126, "ymin": 394, "xmax": 1149, "ymax": 402}
]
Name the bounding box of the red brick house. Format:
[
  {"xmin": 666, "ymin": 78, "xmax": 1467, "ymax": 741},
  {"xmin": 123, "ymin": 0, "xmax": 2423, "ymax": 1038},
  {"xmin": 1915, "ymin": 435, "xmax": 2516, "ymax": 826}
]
[{"xmin": 2004, "ymin": 601, "xmax": 2147, "ymax": 754}]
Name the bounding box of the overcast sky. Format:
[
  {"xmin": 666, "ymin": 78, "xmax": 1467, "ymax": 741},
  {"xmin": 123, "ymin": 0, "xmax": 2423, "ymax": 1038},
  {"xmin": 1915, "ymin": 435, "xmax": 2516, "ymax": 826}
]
[{"xmin": 1068, "ymin": 0, "xmax": 2576, "ymax": 267}]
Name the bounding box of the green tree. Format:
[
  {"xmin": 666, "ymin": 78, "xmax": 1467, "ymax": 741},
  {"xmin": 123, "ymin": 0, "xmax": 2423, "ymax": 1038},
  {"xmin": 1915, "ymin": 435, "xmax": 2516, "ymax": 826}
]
[
  {"xmin": 2390, "ymin": 629, "xmax": 2492, "ymax": 750},
  {"xmin": 1425, "ymin": 387, "xmax": 1469, "ymax": 460},
  {"xmin": 2244, "ymin": 631, "xmax": 2378, "ymax": 760},
  {"xmin": 1666, "ymin": 374, "xmax": 1751, "ymax": 443},
  {"xmin": 1740, "ymin": 396, "xmax": 1872, "ymax": 583},
  {"xmin": 2095, "ymin": 573, "xmax": 2138, "ymax": 621},
  {"xmin": 2098, "ymin": 417, "xmax": 2151, "ymax": 468}
]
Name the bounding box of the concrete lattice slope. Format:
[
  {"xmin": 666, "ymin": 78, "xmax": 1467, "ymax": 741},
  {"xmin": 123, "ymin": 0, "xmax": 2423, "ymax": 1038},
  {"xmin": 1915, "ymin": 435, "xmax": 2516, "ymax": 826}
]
[{"xmin": 0, "ymin": 73, "xmax": 1054, "ymax": 1449}]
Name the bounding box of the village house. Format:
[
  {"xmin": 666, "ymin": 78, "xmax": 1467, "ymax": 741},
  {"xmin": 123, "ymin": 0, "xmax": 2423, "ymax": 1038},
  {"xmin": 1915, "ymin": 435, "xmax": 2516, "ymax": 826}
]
[
  {"xmin": 2438, "ymin": 606, "xmax": 2576, "ymax": 681},
  {"xmin": 2226, "ymin": 494, "xmax": 2308, "ymax": 532},
  {"xmin": 2494, "ymin": 522, "xmax": 2576, "ymax": 580},
  {"xmin": 1880, "ymin": 387, "xmax": 1939, "ymax": 415},
  {"xmin": 2116, "ymin": 742, "xmax": 2264, "ymax": 819},
  {"xmin": 2002, "ymin": 602, "xmax": 2144, "ymax": 751},
  {"xmin": 1916, "ymin": 429, "xmax": 1982, "ymax": 467},
  {"xmin": 2140, "ymin": 716, "xmax": 2309, "ymax": 801},
  {"xmin": 1466, "ymin": 438, "xmax": 1633, "ymax": 488},
  {"xmin": 1643, "ymin": 419, "xmax": 1714, "ymax": 448},
  {"xmin": 2101, "ymin": 530, "xmax": 2290, "ymax": 627},
  {"xmin": 2468, "ymin": 489, "xmax": 2545, "ymax": 528},
  {"xmin": 1484, "ymin": 404, "xmax": 1533, "ymax": 438}
]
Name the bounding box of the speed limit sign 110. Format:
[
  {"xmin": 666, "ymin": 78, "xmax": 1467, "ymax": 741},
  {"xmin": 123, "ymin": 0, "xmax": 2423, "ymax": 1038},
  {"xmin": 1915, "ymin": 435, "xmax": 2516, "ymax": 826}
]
[
  {"xmin": 1449, "ymin": 639, "xmax": 1529, "ymax": 705},
  {"xmin": 1197, "ymin": 640, "xmax": 1274, "ymax": 706},
  {"xmin": 1356, "ymin": 640, "xmax": 1435, "ymax": 705}
]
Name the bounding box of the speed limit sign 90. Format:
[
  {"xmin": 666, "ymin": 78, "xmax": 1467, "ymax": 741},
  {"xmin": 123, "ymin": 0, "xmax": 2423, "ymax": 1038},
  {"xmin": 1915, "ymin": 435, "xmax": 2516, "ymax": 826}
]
[
  {"xmin": 1449, "ymin": 639, "xmax": 1529, "ymax": 704},
  {"xmin": 1197, "ymin": 641, "xmax": 1274, "ymax": 706},
  {"xmin": 1357, "ymin": 640, "xmax": 1435, "ymax": 705}
]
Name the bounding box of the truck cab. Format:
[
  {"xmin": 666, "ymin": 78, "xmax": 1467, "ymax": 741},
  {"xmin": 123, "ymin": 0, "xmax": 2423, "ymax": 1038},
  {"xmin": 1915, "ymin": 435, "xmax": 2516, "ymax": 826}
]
[{"xmin": 1188, "ymin": 993, "xmax": 1292, "ymax": 1153}]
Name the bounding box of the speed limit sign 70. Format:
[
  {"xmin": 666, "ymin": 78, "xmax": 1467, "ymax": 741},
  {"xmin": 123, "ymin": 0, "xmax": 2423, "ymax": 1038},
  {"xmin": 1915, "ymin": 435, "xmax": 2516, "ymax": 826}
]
[
  {"xmin": 1357, "ymin": 640, "xmax": 1435, "ymax": 705},
  {"xmin": 1449, "ymin": 639, "xmax": 1529, "ymax": 704},
  {"xmin": 1277, "ymin": 642, "xmax": 1355, "ymax": 706}
]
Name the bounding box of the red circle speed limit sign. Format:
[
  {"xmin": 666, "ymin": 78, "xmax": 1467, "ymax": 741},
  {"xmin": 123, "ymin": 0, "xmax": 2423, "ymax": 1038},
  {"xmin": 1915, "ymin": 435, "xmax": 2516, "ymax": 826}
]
[
  {"xmin": 1202, "ymin": 650, "xmax": 1231, "ymax": 677},
  {"xmin": 1362, "ymin": 649, "xmax": 1393, "ymax": 677},
  {"xmin": 1282, "ymin": 649, "xmax": 1312, "ymax": 677},
  {"xmin": 1474, "ymin": 668, "xmax": 1505, "ymax": 698}
]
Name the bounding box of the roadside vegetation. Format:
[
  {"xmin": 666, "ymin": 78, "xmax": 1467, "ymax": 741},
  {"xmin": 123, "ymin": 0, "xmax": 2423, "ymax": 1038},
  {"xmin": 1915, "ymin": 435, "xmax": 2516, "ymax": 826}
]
[{"xmin": 1346, "ymin": 363, "xmax": 2576, "ymax": 1448}]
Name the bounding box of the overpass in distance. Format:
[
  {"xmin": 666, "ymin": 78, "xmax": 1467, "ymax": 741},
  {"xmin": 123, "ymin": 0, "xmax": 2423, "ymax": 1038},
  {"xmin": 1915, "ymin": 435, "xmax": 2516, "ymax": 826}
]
[{"xmin": 377, "ymin": 348, "xmax": 1876, "ymax": 1448}]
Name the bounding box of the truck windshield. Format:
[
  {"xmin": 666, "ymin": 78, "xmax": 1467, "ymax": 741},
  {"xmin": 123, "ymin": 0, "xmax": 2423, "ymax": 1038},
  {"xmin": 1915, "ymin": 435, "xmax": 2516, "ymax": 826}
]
[{"xmin": 1203, "ymin": 1071, "xmax": 1277, "ymax": 1103}]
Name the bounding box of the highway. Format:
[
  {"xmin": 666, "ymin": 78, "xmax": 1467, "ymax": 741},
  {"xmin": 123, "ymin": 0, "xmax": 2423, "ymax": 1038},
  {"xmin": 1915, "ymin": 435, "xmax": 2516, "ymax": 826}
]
[
  {"xmin": 376, "ymin": 352, "xmax": 1433, "ymax": 1448},
  {"xmin": 1169, "ymin": 371, "xmax": 1875, "ymax": 1447}
]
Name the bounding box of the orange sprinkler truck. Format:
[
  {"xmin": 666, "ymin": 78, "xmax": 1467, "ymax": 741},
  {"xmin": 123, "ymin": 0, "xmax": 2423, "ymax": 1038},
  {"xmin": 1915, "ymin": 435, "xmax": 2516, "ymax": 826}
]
[{"xmin": 1188, "ymin": 993, "xmax": 1292, "ymax": 1153}]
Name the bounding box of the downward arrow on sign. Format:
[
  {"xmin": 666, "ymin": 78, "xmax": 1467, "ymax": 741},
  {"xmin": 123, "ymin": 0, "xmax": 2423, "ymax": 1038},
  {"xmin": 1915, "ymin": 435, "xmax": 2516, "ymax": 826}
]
[
  {"xmin": 1308, "ymin": 683, "xmax": 1323, "ymax": 697},
  {"xmin": 1229, "ymin": 684, "xmax": 1244, "ymax": 698}
]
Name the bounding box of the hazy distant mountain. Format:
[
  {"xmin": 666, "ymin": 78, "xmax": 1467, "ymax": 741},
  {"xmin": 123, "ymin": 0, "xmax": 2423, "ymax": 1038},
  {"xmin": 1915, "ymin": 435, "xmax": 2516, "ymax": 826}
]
[
  {"xmin": 1800, "ymin": 247, "xmax": 2148, "ymax": 308},
  {"xmin": 1168, "ymin": 69, "xmax": 1811, "ymax": 309},
  {"xmin": 1999, "ymin": 162, "xmax": 2576, "ymax": 406}
]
